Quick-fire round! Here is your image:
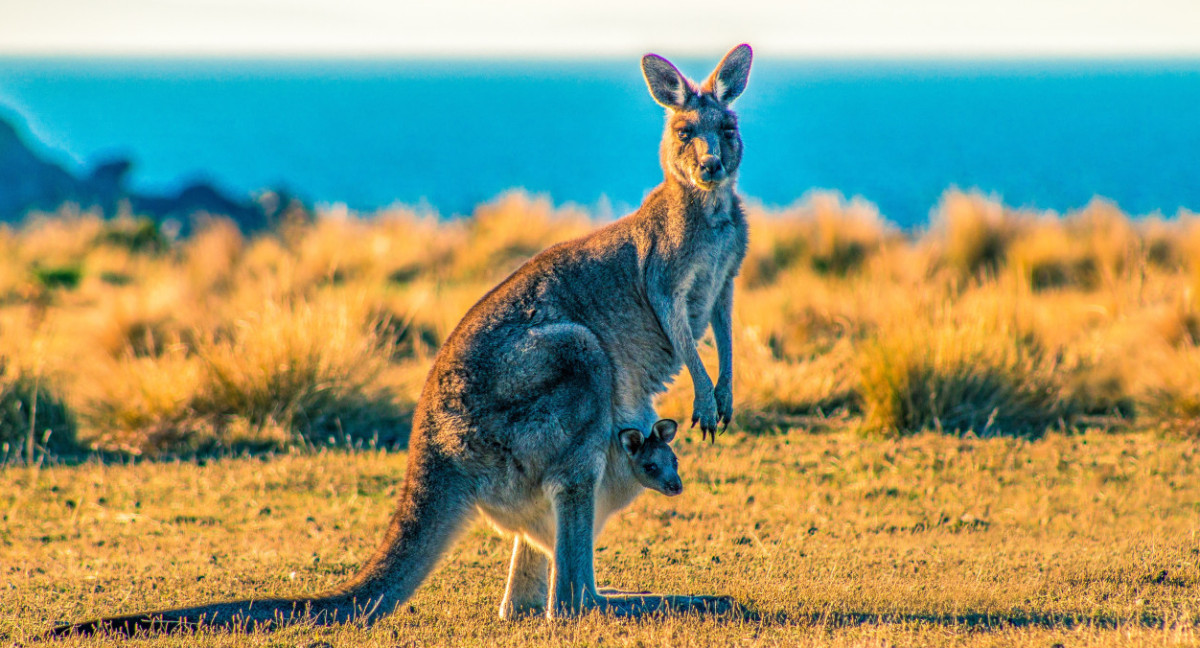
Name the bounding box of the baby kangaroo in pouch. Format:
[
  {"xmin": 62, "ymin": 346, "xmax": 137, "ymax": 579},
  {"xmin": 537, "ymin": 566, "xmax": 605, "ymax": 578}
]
[
  {"xmin": 620, "ymin": 418, "xmax": 683, "ymax": 497},
  {"xmin": 51, "ymin": 43, "xmax": 752, "ymax": 635}
]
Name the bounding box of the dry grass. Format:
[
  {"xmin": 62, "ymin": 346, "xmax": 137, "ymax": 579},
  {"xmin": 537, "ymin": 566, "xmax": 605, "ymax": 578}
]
[
  {"xmin": 0, "ymin": 189, "xmax": 1198, "ymax": 455},
  {"xmin": 4, "ymin": 189, "xmax": 1200, "ymax": 646},
  {"xmin": 857, "ymin": 310, "xmax": 1067, "ymax": 437},
  {"xmin": 4, "ymin": 431, "xmax": 1199, "ymax": 646}
]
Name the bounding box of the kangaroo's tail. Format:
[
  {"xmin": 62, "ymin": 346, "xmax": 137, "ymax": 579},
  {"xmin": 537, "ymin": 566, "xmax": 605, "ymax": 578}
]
[{"xmin": 48, "ymin": 444, "xmax": 475, "ymax": 637}]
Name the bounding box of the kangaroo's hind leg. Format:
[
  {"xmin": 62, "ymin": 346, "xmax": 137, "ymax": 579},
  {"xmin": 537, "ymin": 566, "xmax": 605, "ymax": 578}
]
[
  {"xmin": 493, "ymin": 323, "xmax": 613, "ymax": 618},
  {"xmin": 547, "ymin": 467, "xmax": 606, "ymax": 617},
  {"xmin": 499, "ymin": 536, "xmax": 548, "ymax": 620}
]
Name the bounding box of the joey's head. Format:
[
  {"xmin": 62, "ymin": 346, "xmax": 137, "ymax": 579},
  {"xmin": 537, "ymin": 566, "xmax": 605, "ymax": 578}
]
[
  {"xmin": 618, "ymin": 419, "xmax": 682, "ymax": 496},
  {"xmin": 641, "ymin": 44, "xmax": 753, "ymax": 193}
]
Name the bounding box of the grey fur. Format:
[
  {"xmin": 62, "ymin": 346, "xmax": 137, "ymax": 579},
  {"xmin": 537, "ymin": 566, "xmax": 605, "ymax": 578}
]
[{"xmin": 49, "ymin": 43, "xmax": 752, "ymax": 636}]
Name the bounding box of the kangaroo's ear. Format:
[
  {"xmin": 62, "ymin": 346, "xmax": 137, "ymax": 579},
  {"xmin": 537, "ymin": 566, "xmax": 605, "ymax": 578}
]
[
  {"xmin": 619, "ymin": 428, "xmax": 645, "ymax": 455},
  {"xmin": 652, "ymin": 419, "xmax": 677, "ymax": 444},
  {"xmin": 642, "ymin": 53, "xmax": 694, "ymax": 110},
  {"xmin": 702, "ymin": 43, "xmax": 753, "ymax": 105}
]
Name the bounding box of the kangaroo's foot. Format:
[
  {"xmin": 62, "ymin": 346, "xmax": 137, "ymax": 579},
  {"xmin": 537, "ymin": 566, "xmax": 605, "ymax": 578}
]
[
  {"xmin": 598, "ymin": 585, "xmax": 739, "ymax": 615},
  {"xmin": 547, "ymin": 590, "xmax": 744, "ymax": 619},
  {"xmin": 601, "ymin": 593, "xmax": 745, "ymax": 618}
]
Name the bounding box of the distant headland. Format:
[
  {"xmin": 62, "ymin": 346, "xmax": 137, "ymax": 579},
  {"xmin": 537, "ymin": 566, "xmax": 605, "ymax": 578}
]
[{"xmin": 0, "ymin": 111, "xmax": 307, "ymax": 231}]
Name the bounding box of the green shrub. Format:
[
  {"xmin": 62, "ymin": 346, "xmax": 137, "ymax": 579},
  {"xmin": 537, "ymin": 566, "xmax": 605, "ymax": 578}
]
[{"xmin": 31, "ymin": 264, "xmax": 82, "ymax": 291}]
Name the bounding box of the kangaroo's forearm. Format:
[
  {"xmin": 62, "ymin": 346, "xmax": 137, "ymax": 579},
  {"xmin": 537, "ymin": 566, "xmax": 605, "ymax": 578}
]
[
  {"xmin": 659, "ymin": 298, "xmax": 712, "ymax": 393},
  {"xmin": 710, "ymin": 280, "xmax": 734, "ymax": 387}
]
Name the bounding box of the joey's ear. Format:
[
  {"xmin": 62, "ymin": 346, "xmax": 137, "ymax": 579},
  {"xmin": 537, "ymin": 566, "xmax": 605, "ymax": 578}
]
[
  {"xmin": 651, "ymin": 419, "xmax": 677, "ymax": 444},
  {"xmin": 619, "ymin": 428, "xmax": 645, "ymax": 455},
  {"xmin": 642, "ymin": 53, "xmax": 694, "ymax": 110},
  {"xmin": 702, "ymin": 43, "xmax": 752, "ymax": 105}
]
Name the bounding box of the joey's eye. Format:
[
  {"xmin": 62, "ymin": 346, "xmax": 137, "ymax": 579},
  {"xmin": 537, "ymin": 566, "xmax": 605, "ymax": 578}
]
[
  {"xmin": 722, "ymin": 126, "xmax": 736, "ymax": 138},
  {"xmin": 644, "ymin": 464, "xmax": 660, "ymax": 476},
  {"xmin": 676, "ymin": 129, "xmax": 691, "ymax": 142}
]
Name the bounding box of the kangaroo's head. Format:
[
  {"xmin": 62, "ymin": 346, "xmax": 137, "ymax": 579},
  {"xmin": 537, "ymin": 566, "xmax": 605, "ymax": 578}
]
[
  {"xmin": 619, "ymin": 419, "xmax": 683, "ymax": 496},
  {"xmin": 642, "ymin": 44, "xmax": 753, "ymax": 193}
]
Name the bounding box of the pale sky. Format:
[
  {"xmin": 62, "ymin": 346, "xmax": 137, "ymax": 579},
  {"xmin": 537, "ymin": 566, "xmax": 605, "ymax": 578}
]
[{"xmin": 2, "ymin": 0, "xmax": 1198, "ymax": 58}]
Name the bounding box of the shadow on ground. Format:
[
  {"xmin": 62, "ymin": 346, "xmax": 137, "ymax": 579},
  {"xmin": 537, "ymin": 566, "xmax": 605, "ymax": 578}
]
[{"xmin": 750, "ymin": 609, "xmax": 1187, "ymax": 630}]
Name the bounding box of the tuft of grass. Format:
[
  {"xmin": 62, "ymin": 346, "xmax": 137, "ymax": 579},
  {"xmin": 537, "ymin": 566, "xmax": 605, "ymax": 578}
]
[
  {"xmin": 741, "ymin": 192, "xmax": 893, "ymax": 287},
  {"xmin": 82, "ymin": 351, "xmax": 211, "ymax": 455},
  {"xmin": 0, "ymin": 358, "xmax": 78, "ymax": 461},
  {"xmin": 451, "ymin": 191, "xmax": 591, "ymax": 281},
  {"xmin": 189, "ymin": 295, "xmax": 405, "ymax": 449},
  {"xmin": 182, "ymin": 217, "xmax": 245, "ymax": 293},
  {"xmin": 1136, "ymin": 345, "xmax": 1200, "ymax": 437},
  {"xmin": 929, "ymin": 190, "xmax": 1024, "ymax": 280},
  {"xmin": 857, "ymin": 313, "xmax": 1068, "ymax": 437},
  {"xmin": 1008, "ymin": 199, "xmax": 1138, "ymax": 292}
]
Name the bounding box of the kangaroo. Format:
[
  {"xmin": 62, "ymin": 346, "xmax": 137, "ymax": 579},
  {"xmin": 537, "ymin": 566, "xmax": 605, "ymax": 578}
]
[
  {"xmin": 619, "ymin": 419, "xmax": 683, "ymax": 497},
  {"xmin": 499, "ymin": 417, "xmax": 685, "ymax": 619},
  {"xmin": 50, "ymin": 43, "xmax": 752, "ymax": 636}
]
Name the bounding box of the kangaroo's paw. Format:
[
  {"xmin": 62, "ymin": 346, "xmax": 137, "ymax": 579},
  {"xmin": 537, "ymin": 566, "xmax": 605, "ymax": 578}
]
[
  {"xmin": 691, "ymin": 391, "xmax": 720, "ymax": 440},
  {"xmin": 714, "ymin": 380, "xmax": 734, "ymax": 432}
]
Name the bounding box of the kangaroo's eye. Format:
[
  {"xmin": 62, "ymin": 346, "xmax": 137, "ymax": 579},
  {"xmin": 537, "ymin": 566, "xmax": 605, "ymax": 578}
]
[
  {"xmin": 676, "ymin": 129, "xmax": 691, "ymax": 142},
  {"xmin": 644, "ymin": 464, "xmax": 660, "ymax": 476},
  {"xmin": 722, "ymin": 127, "xmax": 736, "ymax": 138}
]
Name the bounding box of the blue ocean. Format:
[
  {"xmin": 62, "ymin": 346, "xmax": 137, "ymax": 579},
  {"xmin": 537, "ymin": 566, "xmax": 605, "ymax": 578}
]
[{"xmin": 1, "ymin": 57, "xmax": 1198, "ymax": 227}]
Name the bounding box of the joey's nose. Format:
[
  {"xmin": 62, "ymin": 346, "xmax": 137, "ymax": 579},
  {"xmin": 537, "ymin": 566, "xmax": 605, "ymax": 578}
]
[{"xmin": 665, "ymin": 478, "xmax": 683, "ymax": 496}]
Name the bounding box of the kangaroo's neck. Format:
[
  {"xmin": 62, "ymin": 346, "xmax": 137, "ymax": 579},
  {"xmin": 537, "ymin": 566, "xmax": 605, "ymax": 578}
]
[{"xmin": 661, "ymin": 175, "xmax": 737, "ymax": 229}]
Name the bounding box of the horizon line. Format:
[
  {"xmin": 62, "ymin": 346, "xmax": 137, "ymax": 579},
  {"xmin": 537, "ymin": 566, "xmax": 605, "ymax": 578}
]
[{"xmin": 5, "ymin": 51, "xmax": 1200, "ymax": 63}]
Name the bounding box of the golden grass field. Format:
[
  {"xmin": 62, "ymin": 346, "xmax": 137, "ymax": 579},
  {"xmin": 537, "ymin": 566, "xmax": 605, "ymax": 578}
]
[{"xmin": 2, "ymin": 189, "xmax": 1200, "ymax": 645}]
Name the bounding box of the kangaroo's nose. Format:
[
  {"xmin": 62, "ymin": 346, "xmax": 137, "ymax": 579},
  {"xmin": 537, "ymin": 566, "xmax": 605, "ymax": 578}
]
[{"xmin": 700, "ymin": 155, "xmax": 724, "ymax": 176}]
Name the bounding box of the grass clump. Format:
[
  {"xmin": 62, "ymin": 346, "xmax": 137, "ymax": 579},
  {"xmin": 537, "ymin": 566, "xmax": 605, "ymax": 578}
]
[
  {"xmin": 1136, "ymin": 345, "xmax": 1200, "ymax": 437},
  {"xmin": 1008, "ymin": 199, "xmax": 1138, "ymax": 291},
  {"xmin": 929, "ymin": 190, "xmax": 1024, "ymax": 280},
  {"xmin": 0, "ymin": 358, "xmax": 78, "ymax": 461},
  {"xmin": 857, "ymin": 314, "xmax": 1068, "ymax": 437},
  {"xmin": 741, "ymin": 192, "xmax": 893, "ymax": 286},
  {"xmin": 191, "ymin": 296, "xmax": 406, "ymax": 449},
  {"xmin": 82, "ymin": 352, "xmax": 209, "ymax": 454},
  {"xmin": 451, "ymin": 191, "xmax": 591, "ymax": 281}
]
